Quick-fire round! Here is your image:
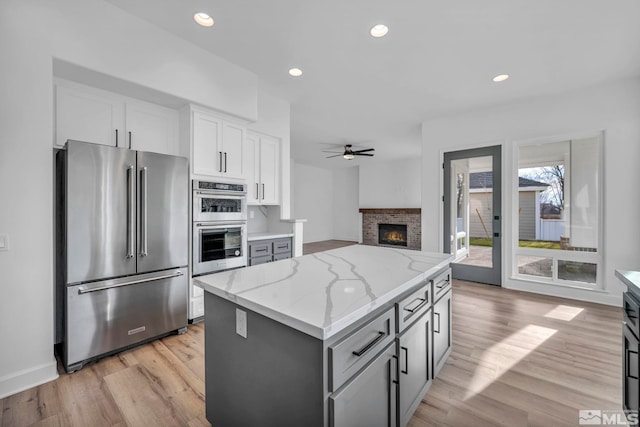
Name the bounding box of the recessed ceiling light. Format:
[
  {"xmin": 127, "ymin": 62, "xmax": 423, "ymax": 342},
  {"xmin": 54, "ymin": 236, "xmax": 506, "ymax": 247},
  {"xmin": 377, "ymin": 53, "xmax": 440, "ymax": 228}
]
[
  {"xmin": 370, "ymin": 24, "xmax": 389, "ymax": 38},
  {"xmin": 492, "ymin": 74, "xmax": 509, "ymax": 83},
  {"xmin": 194, "ymin": 12, "xmax": 214, "ymax": 27},
  {"xmin": 288, "ymin": 68, "xmax": 303, "ymax": 77}
]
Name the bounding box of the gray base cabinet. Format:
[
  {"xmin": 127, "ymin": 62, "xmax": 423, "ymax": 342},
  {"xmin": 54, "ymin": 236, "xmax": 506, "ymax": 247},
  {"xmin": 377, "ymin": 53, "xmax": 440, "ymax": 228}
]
[
  {"xmin": 433, "ymin": 288, "xmax": 452, "ymax": 377},
  {"xmin": 397, "ymin": 309, "xmax": 432, "ymax": 426},
  {"xmin": 330, "ymin": 343, "xmax": 397, "ymax": 427},
  {"xmin": 248, "ymin": 237, "xmax": 292, "ymax": 265}
]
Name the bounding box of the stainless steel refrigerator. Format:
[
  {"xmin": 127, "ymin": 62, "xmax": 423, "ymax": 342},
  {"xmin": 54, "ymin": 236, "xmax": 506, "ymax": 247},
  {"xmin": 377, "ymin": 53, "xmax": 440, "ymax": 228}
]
[{"xmin": 56, "ymin": 140, "xmax": 189, "ymax": 372}]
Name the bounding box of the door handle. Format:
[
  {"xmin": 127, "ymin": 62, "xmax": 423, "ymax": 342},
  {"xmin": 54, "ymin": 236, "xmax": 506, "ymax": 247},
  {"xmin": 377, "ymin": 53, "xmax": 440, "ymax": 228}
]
[
  {"xmin": 224, "ymin": 152, "xmax": 227, "ymax": 173},
  {"xmin": 140, "ymin": 166, "xmax": 148, "ymax": 257},
  {"xmin": 115, "ymin": 129, "xmax": 119, "ymax": 147},
  {"xmin": 128, "ymin": 131, "xmax": 132, "ymax": 149},
  {"xmin": 255, "ymin": 183, "xmax": 259, "ymax": 200},
  {"xmin": 434, "ymin": 312, "xmax": 441, "ymax": 334},
  {"xmin": 262, "ymin": 183, "xmax": 265, "ymax": 200},
  {"xmin": 401, "ymin": 346, "xmax": 408, "ymax": 374},
  {"xmin": 126, "ymin": 165, "xmax": 135, "ymax": 259}
]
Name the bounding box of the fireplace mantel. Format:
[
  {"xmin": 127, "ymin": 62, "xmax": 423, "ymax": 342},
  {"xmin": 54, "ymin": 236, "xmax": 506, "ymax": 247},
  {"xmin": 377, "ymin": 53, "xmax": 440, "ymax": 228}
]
[{"xmin": 359, "ymin": 208, "xmax": 421, "ymax": 215}]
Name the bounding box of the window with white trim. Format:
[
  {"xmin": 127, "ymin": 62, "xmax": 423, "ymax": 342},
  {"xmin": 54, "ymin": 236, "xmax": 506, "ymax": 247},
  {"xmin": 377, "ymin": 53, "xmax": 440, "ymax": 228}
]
[{"xmin": 514, "ymin": 135, "xmax": 602, "ymax": 288}]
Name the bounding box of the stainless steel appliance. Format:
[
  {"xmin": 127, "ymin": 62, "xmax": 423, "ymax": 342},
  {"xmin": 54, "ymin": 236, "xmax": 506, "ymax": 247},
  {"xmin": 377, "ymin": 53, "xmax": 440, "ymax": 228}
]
[
  {"xmin": 191, "ymin": 180, "xmax": 247, "ymax": 276},
  {"xmin": 56, "ymin": 140, "xmax": 189, "ymax": 373}
]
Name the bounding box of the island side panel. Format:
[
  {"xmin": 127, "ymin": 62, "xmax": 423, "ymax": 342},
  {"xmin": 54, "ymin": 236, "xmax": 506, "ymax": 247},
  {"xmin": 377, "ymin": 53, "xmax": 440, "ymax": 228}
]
[{"xmin": 204, "ymin": 292, "xmax": 325, "ymax": 427}]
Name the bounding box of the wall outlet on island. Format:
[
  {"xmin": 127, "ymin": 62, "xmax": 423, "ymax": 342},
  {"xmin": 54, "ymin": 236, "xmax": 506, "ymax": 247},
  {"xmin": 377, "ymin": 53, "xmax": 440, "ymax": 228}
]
[
  {"xmin": 236, "ymin": 308, "xmax": 247, "ymax": 338},
  {"xmin": 0, "ymin": 234, "xmax": 8, "ymax": 251}
]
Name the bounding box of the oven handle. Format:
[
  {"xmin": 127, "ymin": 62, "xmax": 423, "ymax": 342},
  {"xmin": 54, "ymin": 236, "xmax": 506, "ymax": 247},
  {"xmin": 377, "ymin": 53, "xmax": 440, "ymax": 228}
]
[
  {"xmin": 193, "ymin": 191, "xmax": 247, "ymax": 197},
  {"xmin": 195, "ymin": 222, "xmax": 247, "ymax": 227}
]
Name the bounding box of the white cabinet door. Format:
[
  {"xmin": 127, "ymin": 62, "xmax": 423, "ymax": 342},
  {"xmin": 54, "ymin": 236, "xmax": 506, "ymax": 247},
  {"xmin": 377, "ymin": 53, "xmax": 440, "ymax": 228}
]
[
  {"xmin": 259, "ymin": 135, "xmax": 280, "ymax": 205},
  {"xmin": 192, "ymin": 111, "xmax": 223, "ymax": 177},
  {"xmin": 243, "ymin": 132, "xmax": 260, "ymax": 204},
  {"xmin": 55, "ymin": 84, "xmax": 123, "ymax": 148},
  {"xmin": 125, "ymin": 101, "xmax": 179, "ymax": 156},
  {"xmin": 221, "ymin": 122, "xmax": 245, "ymax": 179}
]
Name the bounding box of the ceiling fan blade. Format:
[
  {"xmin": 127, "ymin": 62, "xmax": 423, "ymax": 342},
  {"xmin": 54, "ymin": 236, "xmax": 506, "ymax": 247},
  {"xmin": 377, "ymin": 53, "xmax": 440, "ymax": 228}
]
[
  {"xmin": 322, "ymin": 150, "xmax": 343, "ymax": 153},
  {"xmin": 354, "ymin": 153, "xmax": 374, "ymax": 156},
  {"xmin": 325, "ymin": 154, "xmax": 343, "ymax": 158},
  {"xmin": 353, "ymin": 148, "xmax": 375, "ymax": 153}
]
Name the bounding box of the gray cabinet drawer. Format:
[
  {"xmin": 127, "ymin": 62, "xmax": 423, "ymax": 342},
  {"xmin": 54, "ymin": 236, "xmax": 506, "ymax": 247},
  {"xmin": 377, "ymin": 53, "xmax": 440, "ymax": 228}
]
[
  {"xmin": 329, "ymin": 307, "xmax": 395, "ymax": 392},
  {"xmin": 396, "ymin": 282, "xmax": 430, "ymax": 333},
  {"xmin": 432, "ymin": 268, "xmax": 451, "ymax": 301},
  {"xmin": 273, "ymin": 252, "xmax": 291, "ymax": 261},
  {"xmin": 249, "ymin": 255, "xmax": 272, "ymax": 266},
  {"xmin": 249, "ymin": 242, "xmax": 272, "ymax": 258},
  {"xmin": 273, "ymin": 238, "xmax": 292, "ymax": 254}
]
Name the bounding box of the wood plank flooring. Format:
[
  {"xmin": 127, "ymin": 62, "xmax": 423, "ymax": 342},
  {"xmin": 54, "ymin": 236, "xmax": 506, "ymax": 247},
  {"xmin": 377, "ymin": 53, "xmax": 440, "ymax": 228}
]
[
  {"xmin": 1, "ymin": 278, "xmax": 622, "ymax": 426},
  {"xmin": 303, "ymin": 239, "xmax": 358, "ymax": 255}
]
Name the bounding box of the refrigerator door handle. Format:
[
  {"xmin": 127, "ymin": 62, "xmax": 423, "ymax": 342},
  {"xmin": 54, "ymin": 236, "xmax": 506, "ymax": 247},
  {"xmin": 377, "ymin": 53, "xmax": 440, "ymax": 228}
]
[
  {"xmin": 77, "ymin": 270, "xmax": 184, "ymax": 294},
  {"xmin": 140, "ymin": 166, "xmax": 148, "ymax": 257},
  {"xmin": 126, "ymin": 165, "xmax": 135, "ymax": 259}
]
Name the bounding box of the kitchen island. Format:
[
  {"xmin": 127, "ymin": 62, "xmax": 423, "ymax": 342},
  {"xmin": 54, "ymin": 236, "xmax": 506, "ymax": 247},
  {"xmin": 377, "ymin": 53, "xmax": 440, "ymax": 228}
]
[{"xmin": 195, "ymin": 244, "xmax": 454, "ymax": 427}]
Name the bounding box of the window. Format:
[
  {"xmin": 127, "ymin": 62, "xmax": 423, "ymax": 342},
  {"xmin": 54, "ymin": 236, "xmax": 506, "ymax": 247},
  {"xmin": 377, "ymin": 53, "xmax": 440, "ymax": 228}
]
[{"xmin": 514, "ymin": 135, "xmax": 602, "ymax": 288}]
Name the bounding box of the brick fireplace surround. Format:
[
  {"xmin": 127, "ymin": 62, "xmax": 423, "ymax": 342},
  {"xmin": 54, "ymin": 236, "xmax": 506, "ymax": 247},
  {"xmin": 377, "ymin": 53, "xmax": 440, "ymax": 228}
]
[{"xmin": 360, "ymin": 208, "xmax": 421, "ymax": 250}]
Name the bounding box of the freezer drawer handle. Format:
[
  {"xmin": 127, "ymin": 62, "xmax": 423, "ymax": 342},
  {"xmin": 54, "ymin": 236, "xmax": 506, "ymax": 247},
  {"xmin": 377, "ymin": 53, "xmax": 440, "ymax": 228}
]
[
  {"xmin": 352, "ymin": 331, "xmax": 386, "ymax": 357},
  {"xmin": 77, "ymin": 271, "xmax": 184, "ymax": 294}
]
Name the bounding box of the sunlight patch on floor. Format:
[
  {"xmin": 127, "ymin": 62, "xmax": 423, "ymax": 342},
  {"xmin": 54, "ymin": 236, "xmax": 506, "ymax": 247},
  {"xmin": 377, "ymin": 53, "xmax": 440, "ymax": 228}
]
[
  {"xmin": 544, "ymin": 305, "xmax": 584, "ymax": 321},
  {"xmin": 464, "ymin": 324, "xmax": 557, "ymax": 400}
]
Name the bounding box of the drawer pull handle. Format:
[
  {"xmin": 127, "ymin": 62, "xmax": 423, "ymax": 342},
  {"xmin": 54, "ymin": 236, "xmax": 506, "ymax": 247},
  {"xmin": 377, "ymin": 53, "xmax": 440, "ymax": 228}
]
[
  {"xmin": 352, "ymin": 331, "xmax": 386, "ymax": 357},
  {"xmin": 256, "ymin": 248, "xmax": 267, "ymax": 252},
  {"xmin": 404, "ymin": 297, "xmax": 428, "ymax": 314},
  {"xmin": 436, "ymin": 278, "xmax": 450, "ymax": 289},
  {"xmin": 277, "ymin": 245, "xmax": 287, "ymax": 249},
  {"xmin": 434, "ymin": 312, "xmax": 441, "ymax": 334}
]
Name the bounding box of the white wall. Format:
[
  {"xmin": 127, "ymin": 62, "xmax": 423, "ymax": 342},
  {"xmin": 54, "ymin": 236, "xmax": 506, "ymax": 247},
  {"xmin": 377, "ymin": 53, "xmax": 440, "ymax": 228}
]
[
  {"xmin": 359, "ymin": 158, "xmax": 422, "ymax": 208},
  {"xmin": 0, "ymin": 0, "xmax": 58, "ymax": 399},
  {"xmin": 421, "ymin": 78, "xmax": 640, "ymax": 306},
  {"xmin": 0, "ymin": 0, "xmax": 262, "ymax": 398},
  {"xmin": 292, "ymin": 163, "xmax": 334, "ymax": 243},
  {"xmin": 332, "ymin": 167, "xmax": 360, "ymax": 241}
]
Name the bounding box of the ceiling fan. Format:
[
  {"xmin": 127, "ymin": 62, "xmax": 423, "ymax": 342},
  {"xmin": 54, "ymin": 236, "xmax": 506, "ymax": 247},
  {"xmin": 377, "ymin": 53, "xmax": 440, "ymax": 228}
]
[{"xmin": 324, "ymin": 144, "xmax": 375, "ymax": 160}]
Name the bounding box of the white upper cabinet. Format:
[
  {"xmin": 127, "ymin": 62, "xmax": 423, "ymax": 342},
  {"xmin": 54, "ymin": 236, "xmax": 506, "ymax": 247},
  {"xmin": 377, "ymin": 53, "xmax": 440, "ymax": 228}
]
[
  {"xmin": 54, "ymin": 79, "xmax": 179, "ymax": 156},
  {"xmin": 191, "ymin": 109, "xmax": 246, "ymax": 179},
  {"xmin": 124, "ymin": 101, "xmax": 179, "ymax": 156},
  {"xmin": 55, "ymin": 83, "xmax": 123, "ymax": 148},
  {"xmin": 244, "ymin": 131, "xmax": 280, "ymax": 205},
  {"xmin": 192, "ymin": 111, "xmax": 222, "ymax": 176}
]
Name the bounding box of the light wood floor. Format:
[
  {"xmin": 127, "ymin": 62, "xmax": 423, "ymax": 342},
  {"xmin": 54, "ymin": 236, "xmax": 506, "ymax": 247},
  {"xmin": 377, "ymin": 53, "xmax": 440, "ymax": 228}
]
[
  {"xmin": 303, "ymin": 239, "xmax": 358, "ymax": 255},
  {"xmin": 1, "ymin": 280, "xmax": 622, "ymax": 426}
]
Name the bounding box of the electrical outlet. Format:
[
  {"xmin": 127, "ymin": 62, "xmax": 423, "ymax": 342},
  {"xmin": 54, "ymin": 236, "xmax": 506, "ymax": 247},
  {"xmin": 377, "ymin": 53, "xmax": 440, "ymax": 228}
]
[
  {"xmin": 236, "ymin": 308, "xmax": 247, "ymax": 338},
  {"xmin": 0, "ymin": 235, "xmax": 8, "ymax": 251},
  {"xmin": 249, "ymin": 210, "xmax": 255, "ymax": 219}
]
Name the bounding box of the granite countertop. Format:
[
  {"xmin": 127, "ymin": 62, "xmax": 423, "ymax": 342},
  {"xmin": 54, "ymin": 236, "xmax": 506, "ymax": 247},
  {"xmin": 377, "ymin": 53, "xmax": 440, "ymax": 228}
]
[
  {"xmin": 616, "ymin": 269, "xmax": 640, "ymax": 292},
  {"xmin": 194, "ymin": 245, "xmax": 453, "ymax": 340},
  {"xmin": 247, "ymin": 232, "xmax": 294, "ymax": 241}
]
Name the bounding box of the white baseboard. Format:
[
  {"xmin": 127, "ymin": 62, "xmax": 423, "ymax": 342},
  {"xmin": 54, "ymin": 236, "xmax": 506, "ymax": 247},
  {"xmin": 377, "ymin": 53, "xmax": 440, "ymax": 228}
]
[{"xmin": 0, "ymin": 359, "xmax": 58, "ymax": 399}]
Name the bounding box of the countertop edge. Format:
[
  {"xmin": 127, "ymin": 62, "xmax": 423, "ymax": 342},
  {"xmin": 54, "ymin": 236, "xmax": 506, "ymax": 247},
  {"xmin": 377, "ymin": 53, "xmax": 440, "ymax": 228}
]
[
  {"xmin": 247, "ymin": 232, "xmax": 294, "ymax": 241},
  {"xmin": 616, "ymin": 269, "xmax": 640, "ymax": 290}
]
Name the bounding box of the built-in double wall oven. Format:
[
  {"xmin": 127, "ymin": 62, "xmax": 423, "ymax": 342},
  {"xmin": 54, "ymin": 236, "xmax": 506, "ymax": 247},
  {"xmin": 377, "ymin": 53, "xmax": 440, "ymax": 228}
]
[{"xmin": 192, "ymin": 180, "xmax": 247, "ymax": 276}]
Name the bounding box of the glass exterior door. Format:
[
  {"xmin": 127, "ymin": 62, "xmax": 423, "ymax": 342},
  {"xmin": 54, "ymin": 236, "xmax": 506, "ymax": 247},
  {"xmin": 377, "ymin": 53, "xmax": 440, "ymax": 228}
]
[{"xmin": 444, "ymin": 146, "xmax": 501, "ymax": 285}]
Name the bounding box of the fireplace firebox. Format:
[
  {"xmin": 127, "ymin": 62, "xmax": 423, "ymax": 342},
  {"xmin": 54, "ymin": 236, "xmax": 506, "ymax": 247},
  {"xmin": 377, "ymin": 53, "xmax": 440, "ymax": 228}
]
[{"xmin": 378, "ymin": 224, "xmax": 408, "ymax": 247}]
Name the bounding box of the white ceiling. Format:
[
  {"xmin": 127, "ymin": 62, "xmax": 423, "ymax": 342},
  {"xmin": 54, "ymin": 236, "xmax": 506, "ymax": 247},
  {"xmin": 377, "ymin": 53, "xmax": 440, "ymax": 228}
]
[{"xmin": 106, "ymin": 0, "xmax": 640, "ymax": 168}]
